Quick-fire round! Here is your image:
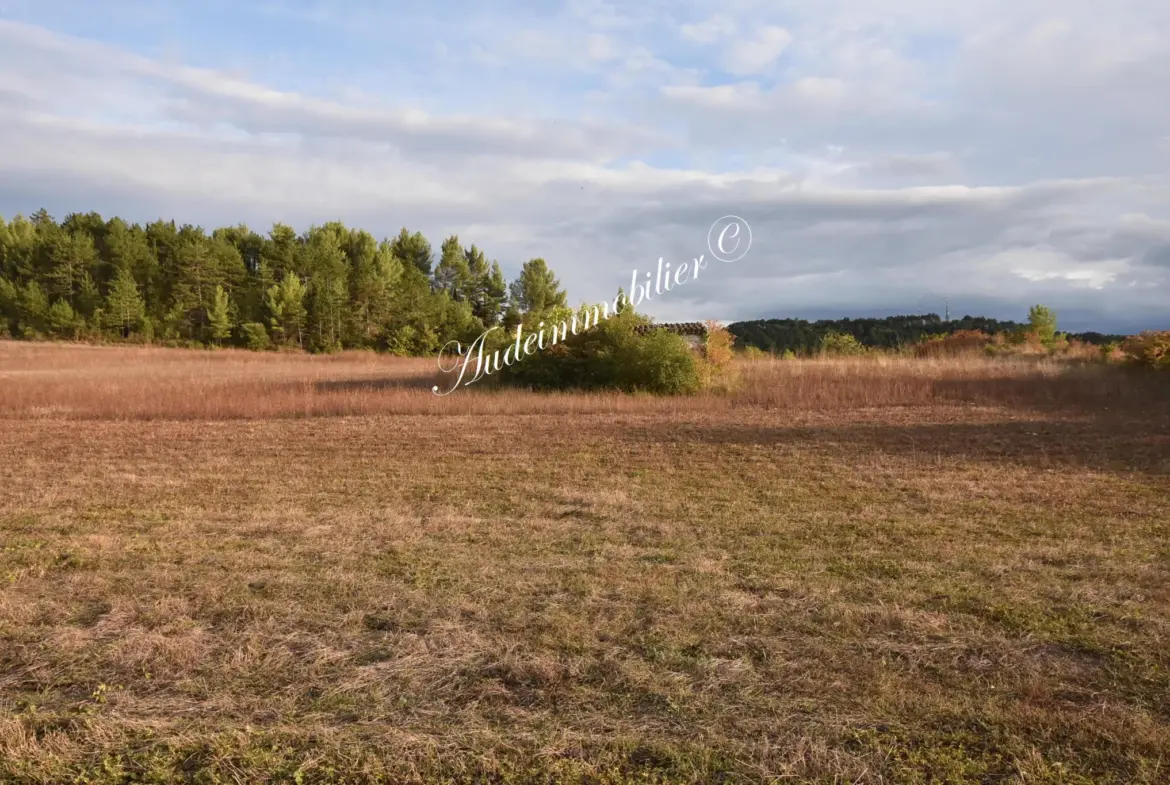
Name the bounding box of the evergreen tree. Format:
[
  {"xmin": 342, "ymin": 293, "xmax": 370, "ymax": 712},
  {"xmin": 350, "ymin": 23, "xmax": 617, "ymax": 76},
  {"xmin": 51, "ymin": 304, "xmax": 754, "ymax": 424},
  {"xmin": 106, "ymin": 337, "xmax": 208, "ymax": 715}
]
[
  {"xmin": 207, "ymin": 285, "xmax": 232, "ymax": 344},
  {"xmin": 1, "ymin": 215, "xmax": 38, "ymax": 282},
  {"xmin": 103, "ymin": 218, "xmax": 160, "ymax": 307},
  {"xmin": 389, "ymin": 228, "xmax": 433, "ymax": 277},
  {"xmin": 105, "ymin": 266, "xmax": 146, "ymax": 337},
  {"xmin": 263, "ymin": 223, "xmax": 301, "ymax": 283},
  {"xmin": 1028, "ymin": 304, "xmax": 1057, "ymax": 345},
  {"xmin": 433, "ymin": 235, "xmax": 472, "ymax": 301},
  {"xmin": 0, "ymin": 276, "xmax": 18, "ymax": 331},
  {"xmin": 302, "ymin": 227, "xmax": 349, "ymax": 351},
  {"xmin": 18, "ymin": 280, "xmax": 49, "ymax": 336},
  {"xmin": 45, "ymin": 231, "xmax": 99, "ymax": 309},
  {"xmin": 477, "ymin": 260, "xmax": 508, "ymax": 327},
  {"xmin": 509, "ymin": 258, "xmax": 567, "ymax": 316},
  {"xmin": 47, "ymin": 299, "xmax": 81, "ymax": 339},
  {"xmin": 266, "ymin": 271, "xmax": 308, "ymax": 348},
  {"xmin": 349, "ymin": 239, "xmax": 402, "ymax": 346}
]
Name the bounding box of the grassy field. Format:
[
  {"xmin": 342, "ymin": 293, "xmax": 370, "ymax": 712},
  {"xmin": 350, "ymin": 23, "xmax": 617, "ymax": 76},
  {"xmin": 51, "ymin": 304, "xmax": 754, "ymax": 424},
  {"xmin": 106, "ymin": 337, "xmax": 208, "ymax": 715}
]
[{"xmin": 1, "ymin": 341, "xmax": 1168, "ymax": 784}]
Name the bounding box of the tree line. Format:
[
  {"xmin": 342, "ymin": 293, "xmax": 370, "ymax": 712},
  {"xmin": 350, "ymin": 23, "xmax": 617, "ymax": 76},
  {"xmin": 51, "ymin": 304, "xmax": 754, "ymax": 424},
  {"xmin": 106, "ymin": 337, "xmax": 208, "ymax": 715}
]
[
  {"xmin": 0, "ymin": 209, "xmax": 1131, "ymax": 357},
  {"xmin": 726, "ymin": 314, "xmax": 1127, "ymax": 355},
  {"xmin": 0, "ymin": 209, "xmax": 568, "ymax": 353}
]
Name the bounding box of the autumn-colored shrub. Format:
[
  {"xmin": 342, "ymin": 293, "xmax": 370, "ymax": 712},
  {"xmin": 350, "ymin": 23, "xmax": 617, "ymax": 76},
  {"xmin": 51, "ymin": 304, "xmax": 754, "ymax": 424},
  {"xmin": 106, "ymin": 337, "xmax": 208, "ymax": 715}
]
[
  {"xmin": 914, "ymin": 330, "xmax": 992, "ymax": 358},
  {"xmin": 1120, "ymin": 331, "xmax": 1170, "ymax": 369},
  {"xmin": 1100, "ymin": 341, "xmax": 1125, "ymax": 363},
  {"xmin": 698, "ymin": 321, "xmax": 740, "ymax": 391}
]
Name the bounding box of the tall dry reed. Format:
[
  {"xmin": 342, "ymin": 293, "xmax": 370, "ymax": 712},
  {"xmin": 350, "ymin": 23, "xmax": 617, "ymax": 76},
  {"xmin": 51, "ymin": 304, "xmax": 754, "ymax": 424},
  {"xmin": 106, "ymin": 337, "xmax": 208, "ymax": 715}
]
[{"xmin": 1, "ymin": 340, "xmax": 1164, "ymax": 420}]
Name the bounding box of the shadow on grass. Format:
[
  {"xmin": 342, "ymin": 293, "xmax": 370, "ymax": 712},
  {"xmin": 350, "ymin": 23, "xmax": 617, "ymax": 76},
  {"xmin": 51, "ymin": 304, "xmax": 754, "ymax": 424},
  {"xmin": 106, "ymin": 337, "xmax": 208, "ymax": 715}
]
[
  {"xmin": 629, "ymin": 417, "xmax": 1170, "ymax": 476},
  {"xmin": 308, "ymin": 375, "xmax": 442, "ymax": 393},
  {"xmin": 930, "ymin": 365, "xmax": 1170, "ymax": 418}
]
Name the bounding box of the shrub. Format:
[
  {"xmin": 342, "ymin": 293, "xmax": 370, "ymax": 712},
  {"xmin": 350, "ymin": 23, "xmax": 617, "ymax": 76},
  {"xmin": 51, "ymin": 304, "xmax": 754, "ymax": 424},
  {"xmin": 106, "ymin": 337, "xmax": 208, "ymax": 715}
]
[
  {"xmin": 1100, "ymin": 341, "xmax": 1124, "ymax": 363},
  {"xmin": 46, "ymin": 299, "xmax": 82, "ymax": 339},
  {"xmin": 915, "ymin": 330, "xmax": 992, "ymax": 358},
  {"xmin": 1028, "ymin": 304, "xmax": 1058, "ymax": 346},
  {"xmin": 619, "ymin": 329, "xmax": 703, "ymax": 394},
  {"xmin": 499, "ymin": 306, "xmax": 702, "ymax": 394},
  {"xmin": 240, "ymin": 322, "xmax": 272, "ymax": 351},
  {"xmin": 741, "ymin": 345, "xmax": 767, "ymax": 360},
  {"xmin": 1120, "ymin": 331, "xmax": 1170, "ymax": 369},
  {"xmin": 699, "ymin": 322, "xmax": 739, "ymax": 391},
  {"xmin": 819, "ymin": 331, "xmax": 866, "ymax": 356}
]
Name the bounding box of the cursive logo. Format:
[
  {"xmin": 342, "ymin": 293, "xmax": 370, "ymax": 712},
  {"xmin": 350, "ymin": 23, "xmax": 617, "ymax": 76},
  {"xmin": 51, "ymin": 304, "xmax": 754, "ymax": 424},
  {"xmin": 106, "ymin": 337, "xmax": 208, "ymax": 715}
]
[{"xmin": 707, "ymin": 215, "xmax": 752, "ymax": 263}]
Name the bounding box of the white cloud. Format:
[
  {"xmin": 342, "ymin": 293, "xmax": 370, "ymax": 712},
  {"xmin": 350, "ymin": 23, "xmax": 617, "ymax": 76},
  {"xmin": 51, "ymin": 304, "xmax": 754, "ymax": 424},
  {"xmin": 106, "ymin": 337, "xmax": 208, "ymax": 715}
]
[
  {"xmin": 659, "ymin": 81, "xmax": 762, "ymax": 109},
  {"xmin": 681, "ymin": 14, "xmax": 737, "ymax": 44},
  {"xmin": 990, "ymin": 249, "xmax": 1131, "ymax": 290},
  {"xmin": 722, "ymin": 25, "xmax": 794, "ymax": 75},
  {"xmin": 0, "ymin": 2, "xmax": 1168, "ymax": 332}
]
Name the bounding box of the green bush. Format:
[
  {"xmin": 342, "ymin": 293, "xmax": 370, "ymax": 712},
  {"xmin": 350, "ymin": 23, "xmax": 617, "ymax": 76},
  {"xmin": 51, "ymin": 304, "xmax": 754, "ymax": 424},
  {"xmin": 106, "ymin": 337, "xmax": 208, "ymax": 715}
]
[
  {"xmin": 240, "ymin": 322, "xmax": 271, "ymax": 351},
  {"xmin": 819, "ymin": 331, "xmax": 866, "ymax": 356},
  {"xmin": 499, "ymin": 306, "xmax": 702, "ymax": 394},
  {"xmin": 47, "ymin": 299, "xmax": 82, "ymax": 339}
]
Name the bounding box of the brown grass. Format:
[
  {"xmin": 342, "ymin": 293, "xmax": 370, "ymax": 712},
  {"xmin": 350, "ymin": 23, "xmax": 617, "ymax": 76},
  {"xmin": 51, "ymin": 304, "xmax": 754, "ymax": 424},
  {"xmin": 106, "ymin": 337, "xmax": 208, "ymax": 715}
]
[
  {"xmin": 1, "ymin": 340, "xmax": 1165, "ymax": 420},
  {"xmin": 1, "ymin": 340, "xmax": 1168, "ymax": 783}
]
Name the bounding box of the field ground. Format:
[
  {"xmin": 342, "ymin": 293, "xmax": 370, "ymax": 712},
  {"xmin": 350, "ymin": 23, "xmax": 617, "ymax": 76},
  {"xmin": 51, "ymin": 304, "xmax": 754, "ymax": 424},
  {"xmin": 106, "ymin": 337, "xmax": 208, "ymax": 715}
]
[{"xmin": 1, "ymin": 341, "xmax": 1168, "ymax": 783}]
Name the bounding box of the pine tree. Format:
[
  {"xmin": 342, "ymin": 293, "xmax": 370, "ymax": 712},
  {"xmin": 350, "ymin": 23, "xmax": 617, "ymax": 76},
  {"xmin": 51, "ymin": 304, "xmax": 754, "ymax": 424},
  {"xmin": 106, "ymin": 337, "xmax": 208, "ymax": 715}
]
[
  {"xmin": 301, "ymin": 227, "xmax": 349, "ymax": 351},
  {"xmin": 510, "ymin": 258, "xmax": 567, "ymax": 316},
  {"xmin": 104, "ymin": 266, "xmax": 146, "ymax": 337},
  {"xmin": 389, "ymin": 228, "xmax": 433, "ymax": 276},
  {"xmin": 433, "ymin": 235, "xmax": 472, "ymax": 301},
  {"xmin": 207, "ymin": 285, "xmax": 232, "ymax": 344},
  {"xmin": 265, "ymin": 271, "xmax": 307, "ymax": 348},
  {"xmin": 18, "ymin": 280, "xmax": 49, "ymax": 336},
  {"xmin": 477, "ymin": 260, "xmax": 508, "ymax": 327},
  {"xmin": 47, "ymin": 299, "xmax": 81, "ymax": 339},
  {"xmin": 45, "ymin": 231, "xmax": 99, "ymax": 309},
  {"xmin": 1028, "ymin": 304, "xmax": 1057, "ymax": 346}
]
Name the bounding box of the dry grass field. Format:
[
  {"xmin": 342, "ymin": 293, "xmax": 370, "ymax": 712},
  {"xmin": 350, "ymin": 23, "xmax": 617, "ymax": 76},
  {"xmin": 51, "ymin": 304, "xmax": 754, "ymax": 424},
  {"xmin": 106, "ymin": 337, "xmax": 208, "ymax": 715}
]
[{"xmin": 1, "ymin": 340, "xmax": 1168, "ymax": 784}]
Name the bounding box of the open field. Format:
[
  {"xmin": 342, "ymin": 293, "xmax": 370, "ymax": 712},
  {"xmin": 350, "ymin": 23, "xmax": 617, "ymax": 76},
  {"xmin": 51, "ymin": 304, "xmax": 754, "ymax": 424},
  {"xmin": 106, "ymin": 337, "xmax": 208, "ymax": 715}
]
[{"xmin": 1, "ymin": 341, "xmax": 1168, "ymax": 783}]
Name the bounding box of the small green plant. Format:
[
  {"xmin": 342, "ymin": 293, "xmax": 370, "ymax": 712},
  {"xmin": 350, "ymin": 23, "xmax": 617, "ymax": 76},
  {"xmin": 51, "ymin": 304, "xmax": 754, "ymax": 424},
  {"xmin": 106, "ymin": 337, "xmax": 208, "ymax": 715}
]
[{"xmin": 1100, "ymin": 340, "xmax": 1122, "ymax": 362}]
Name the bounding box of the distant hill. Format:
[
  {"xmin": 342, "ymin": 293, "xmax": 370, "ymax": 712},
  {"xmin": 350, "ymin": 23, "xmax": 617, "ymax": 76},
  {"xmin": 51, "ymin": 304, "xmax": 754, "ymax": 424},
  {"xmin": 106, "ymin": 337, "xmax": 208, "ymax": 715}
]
[{"xmin": 726, "ymin": 314, "xmax": 1127, "ymax": 354}]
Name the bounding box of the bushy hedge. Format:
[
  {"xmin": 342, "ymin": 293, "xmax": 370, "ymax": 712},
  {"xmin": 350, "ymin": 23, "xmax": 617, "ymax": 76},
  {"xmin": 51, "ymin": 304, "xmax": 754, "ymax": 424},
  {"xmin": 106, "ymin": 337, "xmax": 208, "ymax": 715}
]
[
  {"xmin": 1121, "ymin": 331, "xmax": 1170, "ymax": 369},
  {"xmin": 498, "ymin": 307, "xmax": 705, "ymax": 394}
]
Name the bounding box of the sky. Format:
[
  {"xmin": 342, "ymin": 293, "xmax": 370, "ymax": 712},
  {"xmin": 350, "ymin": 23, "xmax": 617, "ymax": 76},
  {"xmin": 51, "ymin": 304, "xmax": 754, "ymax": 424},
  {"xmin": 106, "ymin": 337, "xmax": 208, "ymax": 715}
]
[{"xmin": 0, "ymin": 0, "xmax": 1168, "ymax": 332}]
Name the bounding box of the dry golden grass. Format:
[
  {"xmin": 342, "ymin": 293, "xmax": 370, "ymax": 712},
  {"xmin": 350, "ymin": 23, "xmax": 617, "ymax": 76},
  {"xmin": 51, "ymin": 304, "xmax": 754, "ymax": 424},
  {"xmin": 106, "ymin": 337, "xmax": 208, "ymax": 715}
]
[
  {"xmin": 1, "ymin": 340, "xmax": 1168, "ymax": 783},
  {"xmin": 1, "ymin": 340, "xmax": 1165, "ymax": 420}
]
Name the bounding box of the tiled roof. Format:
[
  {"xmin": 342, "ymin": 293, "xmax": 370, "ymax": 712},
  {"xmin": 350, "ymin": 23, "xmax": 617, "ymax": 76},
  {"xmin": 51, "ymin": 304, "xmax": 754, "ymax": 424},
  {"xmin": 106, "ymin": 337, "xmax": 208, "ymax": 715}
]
[{"xmin": 633, "ymin": 322, "xmax": 709, "ymax": 336}]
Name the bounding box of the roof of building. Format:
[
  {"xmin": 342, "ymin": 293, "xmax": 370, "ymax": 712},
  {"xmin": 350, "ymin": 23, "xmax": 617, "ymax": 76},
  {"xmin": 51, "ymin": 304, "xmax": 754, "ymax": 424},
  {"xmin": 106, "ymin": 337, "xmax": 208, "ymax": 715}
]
[{"xmin": 633, "ymin": 322, "xmax": 709, "ymax": 336}]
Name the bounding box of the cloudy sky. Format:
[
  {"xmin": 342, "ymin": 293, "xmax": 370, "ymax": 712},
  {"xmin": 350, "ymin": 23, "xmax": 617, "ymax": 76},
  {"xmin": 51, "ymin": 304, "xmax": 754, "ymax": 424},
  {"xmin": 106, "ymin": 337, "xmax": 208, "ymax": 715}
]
[{"xmin": 1, "ymin": 0, "xmax": 1168, "ymax": 332}]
